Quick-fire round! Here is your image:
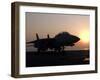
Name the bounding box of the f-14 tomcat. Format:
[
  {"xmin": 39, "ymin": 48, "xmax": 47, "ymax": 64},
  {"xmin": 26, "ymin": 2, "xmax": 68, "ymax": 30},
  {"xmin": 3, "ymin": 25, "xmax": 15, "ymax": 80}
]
[{"xmin": 27, "ymin": 32, "xmax": 80, "ymax": 52}]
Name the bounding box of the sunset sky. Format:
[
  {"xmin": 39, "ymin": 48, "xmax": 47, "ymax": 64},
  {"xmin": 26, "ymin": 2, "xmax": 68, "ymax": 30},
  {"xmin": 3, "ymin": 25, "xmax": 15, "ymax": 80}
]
[{"xmin": 26, "ymin": 12, "xmax": 90, "ymax": 51}]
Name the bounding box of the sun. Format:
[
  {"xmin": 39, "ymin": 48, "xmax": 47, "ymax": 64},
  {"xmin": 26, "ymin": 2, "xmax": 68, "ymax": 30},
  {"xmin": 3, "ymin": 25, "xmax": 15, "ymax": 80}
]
[{"xmin": 79, "ymin": 31, "xmax": 89, "ymax": 43}]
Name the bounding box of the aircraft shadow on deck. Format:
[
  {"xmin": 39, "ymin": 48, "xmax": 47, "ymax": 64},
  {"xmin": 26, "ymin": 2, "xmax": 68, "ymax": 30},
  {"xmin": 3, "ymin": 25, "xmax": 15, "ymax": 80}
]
[{"xmin": 26, "ymin": 50, "xmax": 89, "ymax": 67}]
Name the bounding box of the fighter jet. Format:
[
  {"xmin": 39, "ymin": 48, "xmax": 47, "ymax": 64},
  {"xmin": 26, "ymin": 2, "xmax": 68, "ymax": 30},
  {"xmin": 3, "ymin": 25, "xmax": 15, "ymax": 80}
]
[{"xmin": 27, "ymin": 32, "xmax": 80, "ymax": 52}]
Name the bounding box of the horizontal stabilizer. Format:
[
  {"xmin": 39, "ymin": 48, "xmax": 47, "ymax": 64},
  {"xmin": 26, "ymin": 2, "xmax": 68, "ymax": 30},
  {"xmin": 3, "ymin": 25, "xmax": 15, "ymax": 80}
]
[{"xmin": 26, "ymin": 41, "xmax": 35, "ymax": 44}]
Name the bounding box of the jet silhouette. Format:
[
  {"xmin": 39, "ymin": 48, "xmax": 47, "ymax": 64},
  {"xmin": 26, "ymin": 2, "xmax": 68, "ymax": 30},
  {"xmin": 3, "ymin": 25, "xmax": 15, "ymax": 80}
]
[{"xmin": 27, "ymin": 32, "xmax": 80, "ymax": 52}]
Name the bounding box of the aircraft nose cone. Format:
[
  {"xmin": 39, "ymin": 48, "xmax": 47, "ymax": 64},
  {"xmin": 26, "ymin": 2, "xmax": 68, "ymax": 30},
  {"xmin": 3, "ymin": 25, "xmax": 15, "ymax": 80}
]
[
  {"xmin": 76, "ymin": 36, "xmax": 80, "ymax": 42},
  {"xmin": 72, "ymin": 36, "xmax": 80, "ymax": 42}
]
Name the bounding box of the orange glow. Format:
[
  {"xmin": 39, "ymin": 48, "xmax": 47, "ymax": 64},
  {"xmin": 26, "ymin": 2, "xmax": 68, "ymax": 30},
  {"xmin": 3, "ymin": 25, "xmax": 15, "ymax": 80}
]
[{"xmin": 78, "ymin": 31, "xmax": 89, "ymax": 43}]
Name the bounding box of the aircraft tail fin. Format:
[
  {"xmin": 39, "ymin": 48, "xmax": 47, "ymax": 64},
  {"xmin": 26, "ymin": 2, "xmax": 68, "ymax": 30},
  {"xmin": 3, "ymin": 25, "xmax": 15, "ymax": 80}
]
[
  {"xmin": 47, "ymin": 34, "xmax": 50, "ymax": 39},
  {"xmin": 36, "ymin": 33, "xmax": 39, "ymax": 40}
]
